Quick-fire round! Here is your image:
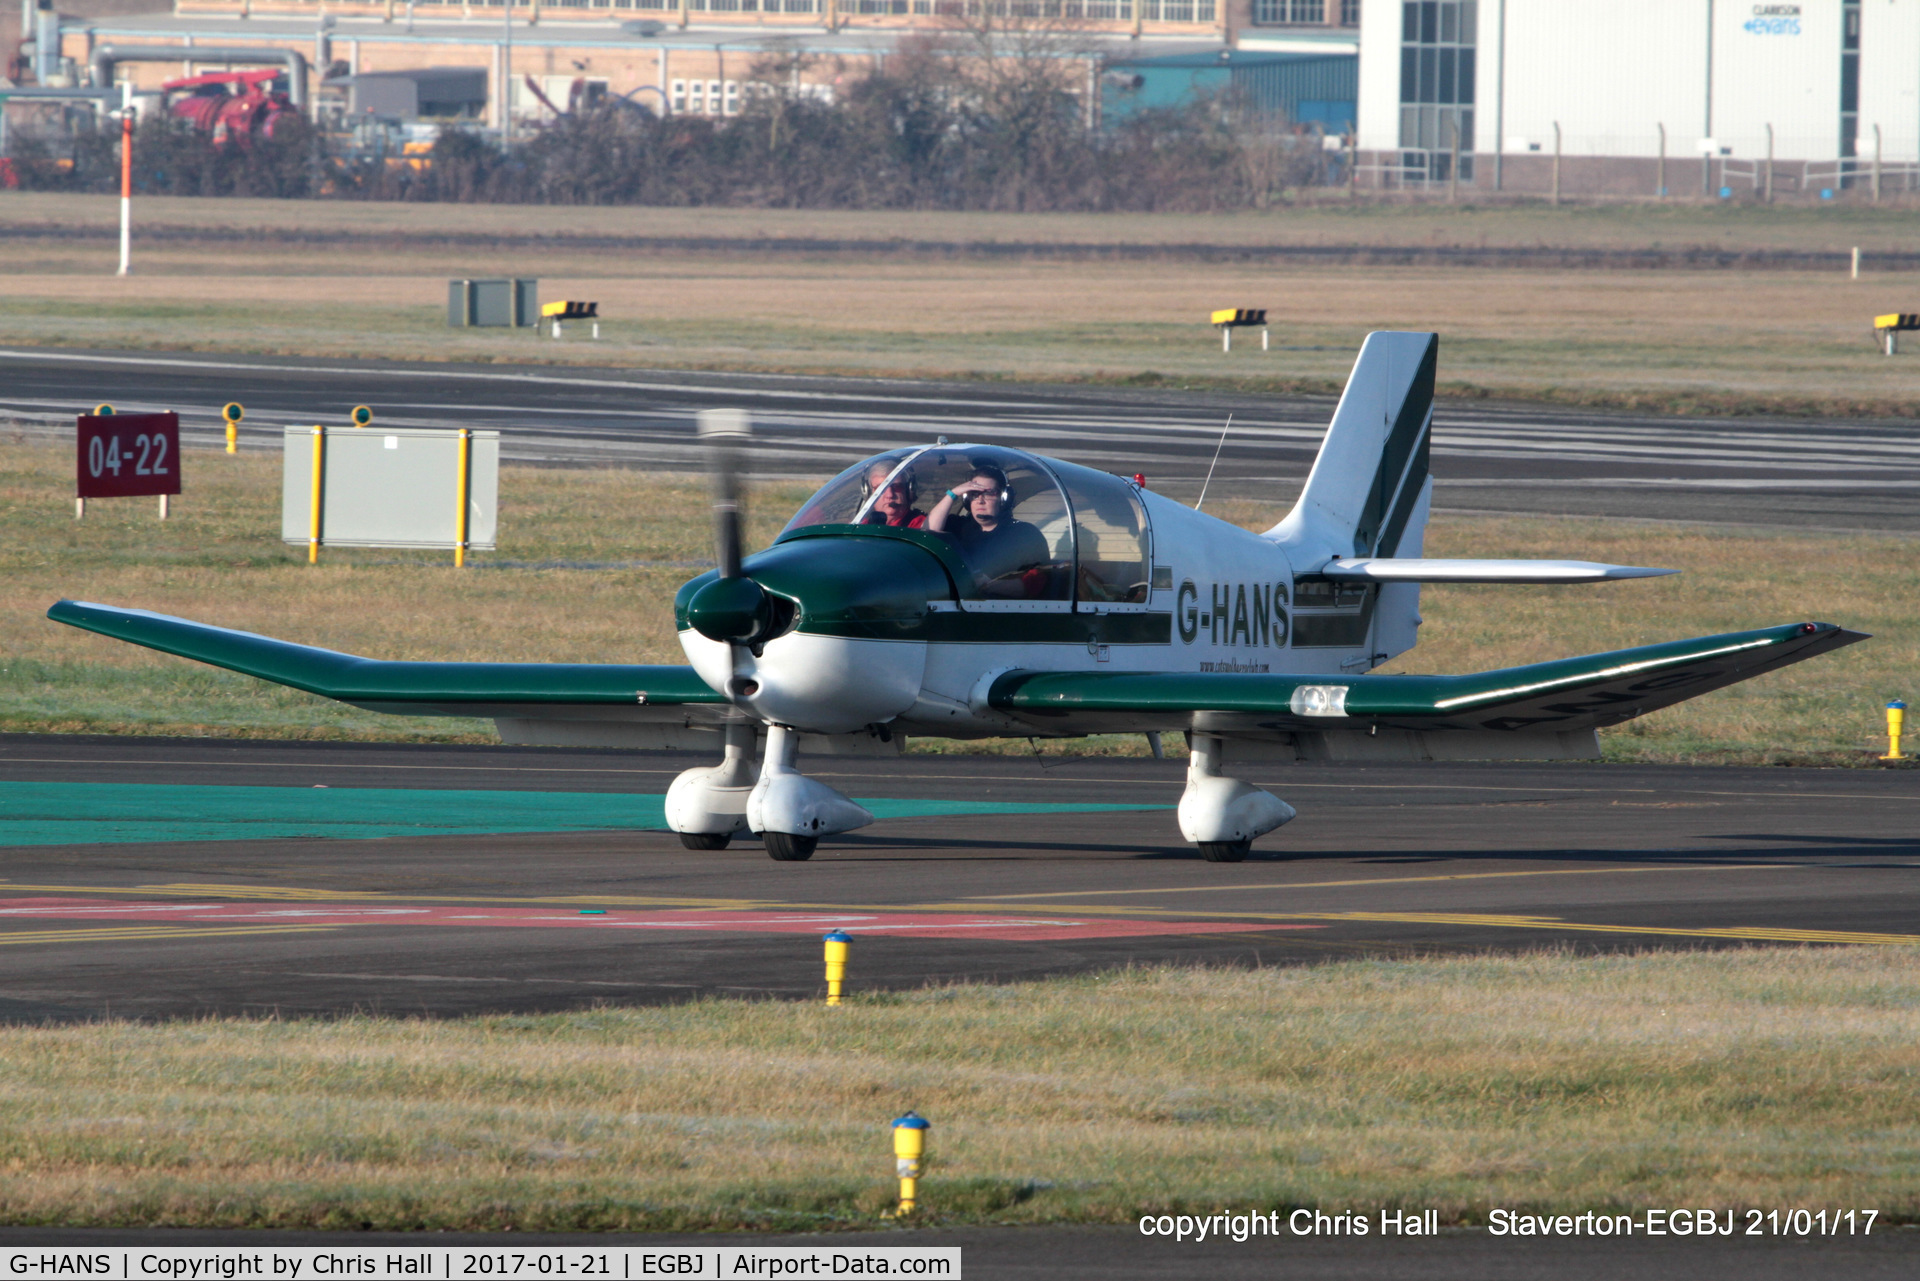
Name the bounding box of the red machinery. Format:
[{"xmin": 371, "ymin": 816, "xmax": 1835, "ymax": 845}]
[{"xmin": 160, "ymin": 68, "xmax": 298, "ymax": 146}]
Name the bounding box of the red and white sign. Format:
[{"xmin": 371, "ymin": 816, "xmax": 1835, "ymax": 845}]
[{"xmin": 76, "ymin": 412, "xmax": 181, "ymax": 500}]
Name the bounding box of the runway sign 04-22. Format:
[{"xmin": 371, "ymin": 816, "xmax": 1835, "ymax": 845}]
[{"xmin": 76, "ymin": 412, "xmax": 181, "ymax": 500}]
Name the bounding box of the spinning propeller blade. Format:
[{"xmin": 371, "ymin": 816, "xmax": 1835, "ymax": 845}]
[{"xmin": 698, "ymin": 408, "xmax": 750, "ymax": 579}]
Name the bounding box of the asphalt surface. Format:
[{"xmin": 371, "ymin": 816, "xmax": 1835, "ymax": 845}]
[
  {"xmin": 2, "ymin": 734, "xmax": 1916, "ymax": 1276},
  {"xmin": 1, "ymin": 734, "xmax": 1914, "ymax": 1023},
  {"xmin": 4, "ymin": 348, "xmax": 1916, "ymax": 531}
]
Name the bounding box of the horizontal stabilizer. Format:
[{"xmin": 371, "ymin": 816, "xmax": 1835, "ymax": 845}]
[
  {"xmin": 48, "ymin": 600, "xmax": 724, "ymax": 713},
  {"xmin": 989, "ymin": 622, "xmax": 1866, "ymax": 734},
  {"xmin": 1322, "ymin": 558, "xmax": 1677, "ymax": 584}
]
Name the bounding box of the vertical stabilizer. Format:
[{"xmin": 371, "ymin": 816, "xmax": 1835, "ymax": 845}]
[
  {"xmin": 1268, "ymin": 331, "xmax": 1437, "ymax": 669},
  {"xmin": 1266, "ymin": 331, "xmax": 1436, "ymax": 568}
]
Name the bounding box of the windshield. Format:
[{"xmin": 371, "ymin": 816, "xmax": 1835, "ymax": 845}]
[{"xmin": 783, "ymin": 445, "xmax": 1073, "ymax": 600}]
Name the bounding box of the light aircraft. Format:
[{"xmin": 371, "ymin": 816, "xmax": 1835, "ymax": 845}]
[{"xmin": 50, "ymin": 333, "xmax": 1865, "ymax": 862}]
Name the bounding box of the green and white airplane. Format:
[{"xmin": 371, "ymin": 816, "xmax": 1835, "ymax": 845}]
[{"xmin": 50, "ymin": 333, "xmax": 1864, "ymax": 862}]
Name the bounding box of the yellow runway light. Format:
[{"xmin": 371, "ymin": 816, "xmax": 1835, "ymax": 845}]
[
  {"xmin": 1884, "ymin": 700, "xmax": 1907, "ymax": 761},
  {"xmin": 823, "ymin": 929, "xmax": 850, "ymax": 1005},
  {"xmin": 891, "ymin": 1111, "xmax": 929, "ymax": 1215},
  {"xmin": 222, "ymin": 402, "xmax": 243, "ymax": 454}
]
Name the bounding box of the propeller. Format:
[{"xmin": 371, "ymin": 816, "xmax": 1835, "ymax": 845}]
[
  {"xmin": 699, "ymin": 407, "xmax": 748, "ymax": 579},
  {"xmin": 689, "ymin": 409, "xmax": 774, "ymax": 648}
]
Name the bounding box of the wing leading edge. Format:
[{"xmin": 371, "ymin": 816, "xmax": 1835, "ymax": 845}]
[
  {"xmin": 988, "ymin": 622, "xmax": 1866, "ymax": 735},
  {"xmin": 1321, "ymin": 558, "xmax": 1676, "ymax": 584},
  {"xmin": 47, "ymin": 600, "xmax": 725, "ymax": 716}
]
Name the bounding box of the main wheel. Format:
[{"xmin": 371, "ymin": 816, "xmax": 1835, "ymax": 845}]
[
  {"xmin": 1198, "ymin": 839, "xmax": 1251, "ymax": 863},
  {"xmin": 678, "ymin": 832, "xmax": 732, "ymax": 851},
  {"xmin": 763, "ymin": 832, "xmax": 818, "ymax": 862}
]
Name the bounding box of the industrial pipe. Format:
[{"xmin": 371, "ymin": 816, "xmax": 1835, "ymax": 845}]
[{"xmin": 91, "ymin": 44, "xmax": 309, "ymax": 111}]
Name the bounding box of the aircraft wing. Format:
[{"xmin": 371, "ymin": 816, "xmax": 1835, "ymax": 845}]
[
  {"xmin": 987, "ymin": 623, "xmax": 1866, "ymax": 748},
  {"xmin": 47, "ymin": 600, "xmax": 725, "ymax": 720},
  {"xmin": 1321, "ymin": 558, "xmax": 1676, "ymax": 583}
]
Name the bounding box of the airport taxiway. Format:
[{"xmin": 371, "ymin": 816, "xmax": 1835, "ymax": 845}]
[{"xmin": 0, "ymin": 735, "xmax": 1913, "ymax": 1024}]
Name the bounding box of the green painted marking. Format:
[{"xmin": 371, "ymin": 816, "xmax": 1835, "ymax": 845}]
[{"xmin": 0, "ymin": 783, "xmax": 1163, "ymax": 848}]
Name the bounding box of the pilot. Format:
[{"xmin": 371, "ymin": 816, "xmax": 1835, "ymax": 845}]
[
  {"xmin": 861, "ymin": 461, "xmax": 927, "ymax": 529},
  {"xmin": 927, "ymin": 463, "xmax": 1052, "ymax": 596}
]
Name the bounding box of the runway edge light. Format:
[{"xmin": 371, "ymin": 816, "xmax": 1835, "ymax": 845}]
[
  {"xmin": 1883, "ymin": 700, "xmax": 1907, "ymax": 761},
  {"xmin": 222, "ymin": 402, "xmax": 243, "ymax": 455},
  {"xmin": 891, "ymin": 1111, "xmax": 929, "ymax": 1216},
  {"xmin": 823, "ymin": 930, "xmax": 851, "ymax": 1006}
]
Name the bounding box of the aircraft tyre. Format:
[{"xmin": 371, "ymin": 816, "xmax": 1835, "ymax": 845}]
[
  {"xmin": 679, "ymin": 832, "xmax": 732, "ymax": 851},
  {"xmin": 763, "ymin": 832, "xmax": 818, "ymax": 861},
  {"xmin": 1199, "ymin": 839, "xmax": 1251, "ymax": 863}
]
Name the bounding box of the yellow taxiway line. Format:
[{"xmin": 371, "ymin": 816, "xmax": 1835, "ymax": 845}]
[
  {"xmin": 969, "ymin": 863, "xmax": 1788, "ymax": 899},
  {"xmin": 0, "ymin": 923, "xmax": 337, "ymax": 946}
]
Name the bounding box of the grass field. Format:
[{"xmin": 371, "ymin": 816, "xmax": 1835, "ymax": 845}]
[
  {"xmin": 5, "ymin": 196, "xmax": 1920, "ymax": 415},
  {"xmin": 2, "ymin": 442, "xmax": 1905, "ymax": 763},
  {"xmin": 1, "ymin": 948, "xmax": 1914, "ymax": 1230}
]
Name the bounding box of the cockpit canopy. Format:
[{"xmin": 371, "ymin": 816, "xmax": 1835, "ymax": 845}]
[{"xmin": 782, "ymin": 444, "xmax": 1152, "ymax": 605}]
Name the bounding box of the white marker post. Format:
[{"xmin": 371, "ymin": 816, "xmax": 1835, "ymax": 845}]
[{"xmin": 116, "ymin": 80, "xmax": 132, "ymax": 277}]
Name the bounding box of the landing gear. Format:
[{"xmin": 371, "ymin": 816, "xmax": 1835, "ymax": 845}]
[
  {"xmin": 1177, "ymin": 733, "xmax": 1294, "ymax": 861},
  {"xmin": 665, "ymin": 720, "xmax": 759, "ymax": 846},
  {"xmin": 1198, "ymin": 839, "xmax": 1251, "ymax": 863},
  {"xmin": 762, "ymin": 832, "xmax": 819, "ymax": 861},
  {"xmin": 745, "ymin": 724, "xmax": 873, "ymax": 862}
]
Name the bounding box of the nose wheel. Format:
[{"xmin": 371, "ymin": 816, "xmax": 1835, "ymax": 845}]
[
  {"xmin": 1198, "ymin": 839, "xmax": 1251, "ymax": 863},
  {"xmin": 762, "ymin": 832, "xmax": 818, "ymax": 861}
]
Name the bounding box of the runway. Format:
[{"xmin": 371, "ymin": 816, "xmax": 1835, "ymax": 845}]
[
  {"xmin": 1, "ymin": 734, "xmax": 1914, "ymax": 1024},
  {"xmin": 3, "ymin": 348, "xmax": 1916, "ymax": 531}
]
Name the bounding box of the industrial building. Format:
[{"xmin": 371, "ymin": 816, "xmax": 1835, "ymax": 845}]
[
  {"xmin": 1356, "ymin": 0, "xmax": 1920, "ymax": 196},
  {"xmin": 1101, "ymin": 47, "xmax": 1356, "ymax": 129},
  {"xmin": 17, "ymin": 0, "xmax": 1912, "ymax": 200},
  {"xmin": 17, "ymin": 0, "xmax": 1356, "ymax": 136}
]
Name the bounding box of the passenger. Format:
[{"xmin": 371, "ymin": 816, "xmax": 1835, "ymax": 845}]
[
  {"xmin": 861, "ymin": 461, "xmax": 927, "ymax": 529},
  {"xmin": 927, "ymin": 464, "xmax": 1052, "ymax": 596}
]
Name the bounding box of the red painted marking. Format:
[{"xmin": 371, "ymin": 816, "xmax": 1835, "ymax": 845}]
[{"xmin": 0, "ymin": 898, "xmax": 1309, "ymax": 942}]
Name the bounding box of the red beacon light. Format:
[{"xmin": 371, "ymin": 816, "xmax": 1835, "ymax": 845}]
[{"xmin": 1132, "ymin": 473, "xmax": 1147, "ymax": 488}]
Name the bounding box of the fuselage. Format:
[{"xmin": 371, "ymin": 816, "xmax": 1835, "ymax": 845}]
[{"xmin": 675, "ymin": 444, "xmax": 1399, "ymax": 739}]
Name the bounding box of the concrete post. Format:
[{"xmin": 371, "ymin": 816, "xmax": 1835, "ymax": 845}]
[
  {"xmin": 1764, "ymin": 122, "xmax": 1773, "ymax": 203},
  {"xmin": 1551, "ymin": 121, "xmax": 1561, "ymax": 205}
]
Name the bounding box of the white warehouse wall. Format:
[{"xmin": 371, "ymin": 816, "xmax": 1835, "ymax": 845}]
[
  {"xmin": 1354, "ymin": 0, "xmax": 1404, "ymax": 155},
  {"xmin": 1708, "ymin": 0, "xmax": 1841, "ymax": 163},
  {"xmin": 1358, "ymin": 1, "xmax": 1919, "ymax": 168},
  {"xmin": 1492, "ymin": 1, "xmax": 1708, "ymax": 160},
  {"xmin": 1861, "ymin": 0, "xmax": 1920, "ymax": 162}
]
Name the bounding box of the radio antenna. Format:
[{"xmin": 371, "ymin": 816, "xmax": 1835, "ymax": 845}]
[{"xmin": 1195, "ymin": 413, "xmax": 1233, "ymax": 512}]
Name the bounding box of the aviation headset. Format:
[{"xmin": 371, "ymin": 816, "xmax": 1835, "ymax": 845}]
[
  {"xmin": 861, "ymin": 460, "xmax": 919, "ymax": 505},
  {"xmin": 962, "ymin": 463, "xmax": 1014, "ymax": 509}
]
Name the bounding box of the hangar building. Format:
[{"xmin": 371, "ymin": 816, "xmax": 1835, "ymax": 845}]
[{"xmin": 1356, "ymin": 1, "xmax": 1920, "ymax": 196}]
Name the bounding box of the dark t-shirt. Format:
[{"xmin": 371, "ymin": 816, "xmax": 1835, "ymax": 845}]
[{"xmin": 951, "ymin": 519, "xmax": 1051, "ymax": 592}]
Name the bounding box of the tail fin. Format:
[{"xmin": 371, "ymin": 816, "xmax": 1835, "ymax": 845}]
[{"xmin": 1267, "ymin": 331, "xmax": 1436, "ymax": 567}]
